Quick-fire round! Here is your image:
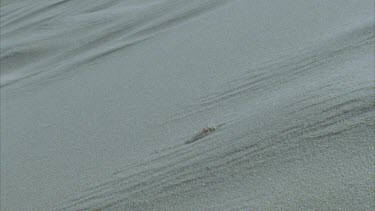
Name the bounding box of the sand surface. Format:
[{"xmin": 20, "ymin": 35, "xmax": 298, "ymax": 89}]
[{"xmin": 1, "ymin": 0, "xmax": 374, "ymax": 210}]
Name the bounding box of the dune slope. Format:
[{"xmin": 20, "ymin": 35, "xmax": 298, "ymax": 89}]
[{"xmin": 1, "ymin": 0, "xmax": 374, "ymax": 210}]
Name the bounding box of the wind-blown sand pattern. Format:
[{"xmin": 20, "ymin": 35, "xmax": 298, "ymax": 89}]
[{"xmin": 1, "ymin": 0, "xmax": 374, "ymax": 210}]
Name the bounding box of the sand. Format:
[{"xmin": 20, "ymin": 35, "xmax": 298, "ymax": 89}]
[{"xmin": 1, "ymin": 0, "xmax": 374, "ymax": 210}]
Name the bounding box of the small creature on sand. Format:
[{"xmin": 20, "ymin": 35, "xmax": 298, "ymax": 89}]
[
  {"xmin": 200, "ymin": 126, "xmax": 216, "ymax": 133},
  {"xmin": 185, "ymin": 126, "xmax": 217, "ymax": 144}
]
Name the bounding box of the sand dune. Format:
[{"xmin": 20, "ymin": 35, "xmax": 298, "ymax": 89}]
[
  {"xmin": 60, "ymin": 22, "xmax": 375, "ymax": 211},
  {"xmin": 1, "ymin": 0, "xmax": 374, "ymax": 210}
]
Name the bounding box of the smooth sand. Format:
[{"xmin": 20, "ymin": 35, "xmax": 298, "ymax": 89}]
[{"xmin": 1, "ymin": 0, "xmax": 374, "ymax": 210}]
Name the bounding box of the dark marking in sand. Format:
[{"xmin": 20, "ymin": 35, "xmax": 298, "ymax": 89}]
[{"xmin": 185, "ymin": 123, "xmax": 225, "ymax": 144}]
